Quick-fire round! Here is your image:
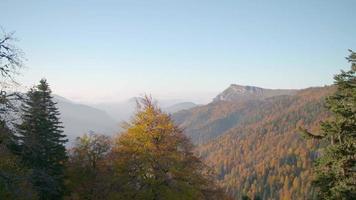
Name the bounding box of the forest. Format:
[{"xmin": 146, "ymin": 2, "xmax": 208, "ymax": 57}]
[
  {"xmin": 0, "ymin": 31, "xmax": 228, "ymax": 200},
  {"xmin": 0, "ymin": 29, "xmax": 355, "ymax": 200}
]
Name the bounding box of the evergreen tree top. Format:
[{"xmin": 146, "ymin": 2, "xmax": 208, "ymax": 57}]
[{"xmin": 302, "ymin": 50, "xmax": 356, "ymax": 200}]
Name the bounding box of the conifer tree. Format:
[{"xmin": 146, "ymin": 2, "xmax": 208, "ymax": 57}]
[
  {"xmin": 17, "ymin": 79, "xmax": 67, "ymax": 200},
  {"xmin": 302, "ymin": 50, "xmax": 356, "ymax": 199},
  {"xmin": 113, "ymin": 96, "xmax": 227, "ymax": 200}
]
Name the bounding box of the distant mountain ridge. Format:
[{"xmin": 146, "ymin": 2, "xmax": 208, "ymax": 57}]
[
  {"xmin": 163, "ymin": 102, "xmax": 197, "ymax": 113},
  {"xmin": 173, "ymin": 84, "xmax": 300, "ymax": 144},
  {"xmin": 51, "ymin": 95, "xmax": 198, "ymax": 145},
  {"xmin": 213, "ymin": 84, "xmax": 297, "ymax": 102},
  {"xmin": 53, "ymin": 95, "xmax": 119, "ymax": 145},
  {"xmin": 172, "ymin": 85, "xmax": 335, "ymax": 199},
  {"xmin": 53, "ymin": 84, "xmax": 335, "ymax": 198},
  {"xmin": 92, "ymin": 99, "xmax": 198, "ymax": 122}
]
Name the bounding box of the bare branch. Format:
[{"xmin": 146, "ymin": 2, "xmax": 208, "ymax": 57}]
[{"xmin": 0, "ymin": 29, "xmax": 24, "ymax": 85}]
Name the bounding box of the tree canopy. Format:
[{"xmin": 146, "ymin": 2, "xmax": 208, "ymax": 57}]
[
  {"xmin": 17, "ymin": 79, "xmax": 67, "ymax": 200},
  {"xmin": 303, "ymin": 50, "xmax": 356, "ymax": 199},
  {"xmin": 112, "ymin": 96, "xmax": 227, "ymax": 200}
]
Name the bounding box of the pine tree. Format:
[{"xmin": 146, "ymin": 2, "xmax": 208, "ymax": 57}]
[
  {"xmin": 302, "ymin": 50, "xmax": 356, "ymax": 199},
  {"xmin": 17, "ymin": 79, "xmax": 68, "ymax": 200},
  {"xmin": 112, "ymin": 96, "xmax": 227, "ymax": 200}
]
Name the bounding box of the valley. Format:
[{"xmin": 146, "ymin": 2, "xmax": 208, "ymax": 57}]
[{"xmin": 56, "ymin": 84, "xmax": 335, "ymax": 199}]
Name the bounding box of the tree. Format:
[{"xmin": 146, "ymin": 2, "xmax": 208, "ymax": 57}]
[
  {"xmin": 0, "ymin": 29, "xmax": 24, "ymax": 149},
  {"xmin": 66, "ymin": 133, "xmax": 114, "ymax": 199},
  {"xmin": 302, "ymin": 50, "xmax": 356, "ymax": 199},
  {"xmin": 241, "ymin": 195, "xmax": 251, "ymax": 200},
  {"xmin": 0, "ymin": 29, "xmax": 23, "ymax": 84},
  {"xmin": 0, "ymin": 120, "xmax": 37, "ymax": 199},
  {"xmin": 17, "ymin": 79, "xmax": 68, "ymax": 200},
  {"xmin": 0, "ymin": 29, "xmax": 24, "ymax": 111},
  {"xmin": 253, "ymin": 196, "xmax": 262, "ymax": 200},
  {"xmin": 112, "ymin": 96, "xmax": 227, "ymax": 200},
  {"xmin": 0, "ymin": 29, "xmax": 36, "ymax": 199}
]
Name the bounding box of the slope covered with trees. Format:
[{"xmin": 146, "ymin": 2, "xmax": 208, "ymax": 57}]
[
  {"xmin": 1, "ymin": 28, "xmax": 354, "ymax": 199},
  {"xmin": 174, "ymin": 86, "xmax": 335, "ymax": 199}
]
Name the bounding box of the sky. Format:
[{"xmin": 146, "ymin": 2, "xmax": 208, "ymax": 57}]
[{"xmin": 1, "ymin": 0, "xmax": 355, "ymax": 104}]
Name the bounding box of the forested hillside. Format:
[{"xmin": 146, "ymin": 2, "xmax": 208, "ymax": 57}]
[
  {"xmin": 213, "ymin": 84, "xmax": 297, "ymax": 102},
  {"xmin": 2, "ymin": 0, "xmax": 355, "ymax": 198},
  {"xmin": 181, "ymin": 87, "xmax": 335, "ymax": 199},
  {"xmin": 173, "ymin": 85, "xmax": 299, "ymax": 145}
]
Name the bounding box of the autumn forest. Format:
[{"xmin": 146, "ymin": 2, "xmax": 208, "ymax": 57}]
[{"xmin": 1, "ymin": 2, "xmax": 356, "ymax": 199}]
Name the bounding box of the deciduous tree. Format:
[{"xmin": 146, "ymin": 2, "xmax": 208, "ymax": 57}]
[
  {"xmin": 66, "ymin": 133, "xmax": 114, "ymax": 199},
  {"xmin": 0, "ymin": 29, "xmax": 35, "ymax": 199},
  {"xmin": 112, "ymin": 96, "xmax": 226, "ymax": 200}
]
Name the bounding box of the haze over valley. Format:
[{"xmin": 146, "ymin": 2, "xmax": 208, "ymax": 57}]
[
  {"xmin": 1, "ymin": 1, "xmax": 355, "ymax": 199},
  {"xmin": 55, "ymin": 84, "xmax": 329, "ymax": 146}
]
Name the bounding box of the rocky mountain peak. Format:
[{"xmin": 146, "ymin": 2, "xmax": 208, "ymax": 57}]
[{"xmin": 213, "ymin": 84, "xmax": 297, "ymax": 102}]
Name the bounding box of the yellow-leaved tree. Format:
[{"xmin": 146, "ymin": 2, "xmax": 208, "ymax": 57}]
[{"xmin": 112, "ymin": 96, "xmax": 228, "ymax": 200}]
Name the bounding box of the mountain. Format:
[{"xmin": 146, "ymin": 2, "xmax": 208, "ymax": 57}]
[
  {"xmin": 163, "ymin": 102, "xmax": 197, "ymax": 113},
  {"xmin": 213, "ymin": 84, "xmax": 297, "ymax": 102},
  {"xmin": 173, "ymin": 85, "xmax": 299, "ymax": 144},
  {"xmin": 172, "ymin": 85, "xmax": 335, "ymax": 199},
  {"xmin": 91, "ymin": 98, "xmax": 137, "ymax": 123},
  {"xmin": 93, "ymin": 98, "xmax": 198, "ymax": 122},
  {"xmin": 52, "ymin": 95, "xmax": 198, "ymax": 145},
  {"xmin": 53, "ymin": 95, "xmax": 119, "ymax": 145}
]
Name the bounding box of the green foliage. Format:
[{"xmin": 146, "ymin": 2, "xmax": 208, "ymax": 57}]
[
  {"xmin": 241, "ymin": 195, "xmax": 250, "ymax": 200},
  {"xmin": 17, "ymin": 79, "xmax": 68, "ymax": 200},
  {"xmin": 308, "ymin": 50, "xmax": 356, "ymax": 200}
]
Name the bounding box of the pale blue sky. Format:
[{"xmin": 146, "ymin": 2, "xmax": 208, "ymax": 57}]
[{"xmin": 1, "ymin": 0, "xmax": 355, "ymax": 103}]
